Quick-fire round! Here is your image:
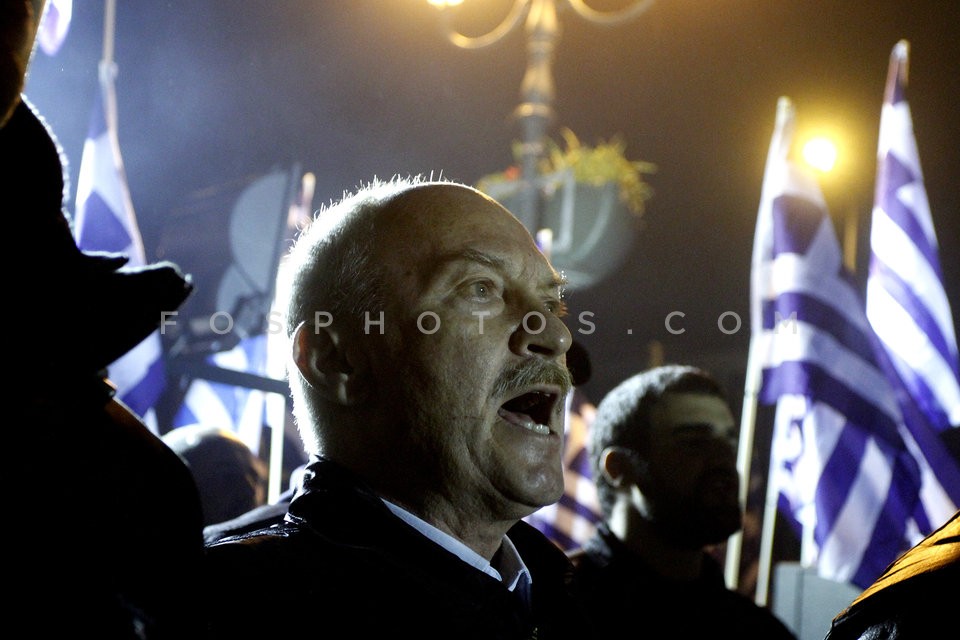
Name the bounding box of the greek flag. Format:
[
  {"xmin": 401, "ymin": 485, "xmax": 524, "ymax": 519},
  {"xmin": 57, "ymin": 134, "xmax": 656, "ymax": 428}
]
[
  {"xmin": 752, "ymin": 97, "xmax": 949, "ymax": 589},
  {"xmin": 37, "ymin": 0, "xmax": 73, "ymax": 57},
  {"xmin": 866, "ymin": 40, "xmax": 960, "ymax": 518},
  {"xmin": 75, "ymin": 62, "xmax": 167, "ymax": 427},
  {"xmin": 172, "ymin": 334, "xmax": 272, "ymax": 454}
]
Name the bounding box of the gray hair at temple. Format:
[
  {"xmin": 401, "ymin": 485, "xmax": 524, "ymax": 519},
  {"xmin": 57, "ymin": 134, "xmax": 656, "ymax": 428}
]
[{"xmin": 279, "ymin": 174, "xmax": 462, "ymax": 453}]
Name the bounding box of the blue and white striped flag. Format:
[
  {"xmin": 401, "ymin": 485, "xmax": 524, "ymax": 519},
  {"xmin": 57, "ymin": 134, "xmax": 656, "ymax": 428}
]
[
  {"xmin": 37, "ymin": 0, "xmax": 73, "ymax": 57},
  {"xmin": 866, "ymin": 41, "xmax": 960, "ymax": 500},
  {"xmin": 751, "ymin": 97, "xmax": 954, "ymax": 589},
  {"xmin": 75, "ymin": 61, "xmax": 167, "ymax": 428},
  {"xmin": 172, "ymin": 333, "xmax": 272, "ymax": 454}
]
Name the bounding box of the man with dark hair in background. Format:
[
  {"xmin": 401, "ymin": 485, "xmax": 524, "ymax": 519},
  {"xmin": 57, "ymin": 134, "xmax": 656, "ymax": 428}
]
[{"xmin": 569, "ymin": 364, "xmax": 797, "ymax": 639}]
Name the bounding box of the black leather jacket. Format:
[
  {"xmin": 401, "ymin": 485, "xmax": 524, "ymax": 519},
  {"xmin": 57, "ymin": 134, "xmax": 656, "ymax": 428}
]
[
  {"xmin": 205, "ymin": 457, "xmax": 595, "ymax": 640},
  {"xmin": 568, "ymin": 524, "xmax": 798, "ymax": 640}
]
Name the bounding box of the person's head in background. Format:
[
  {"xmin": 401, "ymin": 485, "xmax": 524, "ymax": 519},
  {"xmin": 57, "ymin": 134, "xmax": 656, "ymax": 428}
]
[
  {"xmin": 589, "ymin": 364, "xmax": 741, "ymax": 551},
  {"xmin": 282, "ymin": 175, "xmax": 573, "ymax": 551},
  {"xmin": 4, "ymin": 0, "xmax": 193, "ymax": 381},
  {"xmin": 163, "ymin": 424, "xmax": 268, "ymax": 527}
]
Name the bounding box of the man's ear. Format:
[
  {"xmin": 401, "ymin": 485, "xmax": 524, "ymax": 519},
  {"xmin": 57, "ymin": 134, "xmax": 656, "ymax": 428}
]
[
  {"xmin": 599, "ymin": 446, "xmax": 641, "ymax": 488},
  {"xmin": 291, "ymin": 321, "xmax": 369, "ymax": 405}
]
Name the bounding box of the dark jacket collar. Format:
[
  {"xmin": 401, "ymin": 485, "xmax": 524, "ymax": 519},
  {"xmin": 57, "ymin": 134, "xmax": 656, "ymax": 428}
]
[{"xmin": 582, "ymin": 522, "xmax": 728, "ymax": 588}]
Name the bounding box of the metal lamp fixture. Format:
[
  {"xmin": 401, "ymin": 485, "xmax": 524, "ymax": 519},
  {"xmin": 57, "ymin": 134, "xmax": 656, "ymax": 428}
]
[{"xmin": 428, "ymin": 0, "xmax": 656, "ymax": 234}]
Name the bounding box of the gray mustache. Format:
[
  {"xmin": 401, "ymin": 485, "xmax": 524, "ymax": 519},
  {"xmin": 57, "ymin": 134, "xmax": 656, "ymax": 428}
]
[{"xmin": 493, "ymin": 359, "xmax": 574, "ymax": 399}]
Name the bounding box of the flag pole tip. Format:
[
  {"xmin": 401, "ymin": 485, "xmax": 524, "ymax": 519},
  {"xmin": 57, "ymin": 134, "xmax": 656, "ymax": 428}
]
[
  {"xmin": 775, "ymin": 96, "xmax": 794, "ymax": 123},
  {"xmin": 893, "ymin": 40, "xmax": 909, "ymax": 61},
  {"xmin": 891, "ymin": 40, "xmax": 910, "ymax": 87}
]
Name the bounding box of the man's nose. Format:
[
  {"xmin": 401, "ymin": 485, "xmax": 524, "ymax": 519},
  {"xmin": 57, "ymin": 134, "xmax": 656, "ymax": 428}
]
[{"xmin": 509, "ymin": 309, "xmax": 571, "ymax": 360}]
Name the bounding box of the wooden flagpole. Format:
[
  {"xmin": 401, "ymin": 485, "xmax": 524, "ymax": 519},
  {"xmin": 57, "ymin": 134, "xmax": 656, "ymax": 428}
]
[{"xmin": 725, "ymin": 334, "xmax": 762, "ymax": 594}]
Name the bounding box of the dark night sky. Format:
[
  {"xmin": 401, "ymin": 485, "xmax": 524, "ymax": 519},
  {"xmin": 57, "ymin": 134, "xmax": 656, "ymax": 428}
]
[{"xmin": 24, "ymin": 0, "xmax": 960, "ymax": 407}]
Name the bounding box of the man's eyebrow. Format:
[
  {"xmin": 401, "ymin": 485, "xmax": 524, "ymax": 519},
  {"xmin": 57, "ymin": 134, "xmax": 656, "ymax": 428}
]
[
  {"xmin": 457, "ymin": 247, "xmax": 505, "ymax": 270},
  {"xmin": 440, "ymin": 248, "xmax": 566, "ymax": 291},
  {"xmin": 674, "ymin": 422, "xmax": 714, "ymax": 432},
  {"xmin": 674, "ymin": 422, "xmax": 737, "ymax": 435},
  {"xmin": 552, "ymin": 272, "xmax": 569, "ymax": 291},
  {"xmin": 426, "ymin": 248, "xmax": 506, "ymax": 279}
]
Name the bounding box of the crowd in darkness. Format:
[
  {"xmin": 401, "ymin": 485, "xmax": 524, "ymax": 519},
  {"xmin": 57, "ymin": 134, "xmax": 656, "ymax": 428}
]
[{"xmin": 5, "ymin": 2, "xmax": 957, "ymax": 639}]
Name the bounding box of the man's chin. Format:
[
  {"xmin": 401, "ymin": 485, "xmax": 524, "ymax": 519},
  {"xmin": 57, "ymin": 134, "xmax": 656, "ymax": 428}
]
[
  {"xmin": 671, "ymin": 510, "xmax": 742, "ymax": 548},
  {"xmin": 710, "ymin": 513, "xmax": 744, "ymax": 543},
  {"xmin": 512, "ymin": 478, "xmax": 564, "ymax": 517}
]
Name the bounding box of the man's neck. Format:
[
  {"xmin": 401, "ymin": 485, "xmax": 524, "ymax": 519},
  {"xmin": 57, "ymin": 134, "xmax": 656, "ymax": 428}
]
[
  {"xmin": 376, "ymin": 487, "xmax": 514, "ymax": 560},
  {"xmin": 608, "ymin": 507, "xmax": 705, "ymax": 581}
]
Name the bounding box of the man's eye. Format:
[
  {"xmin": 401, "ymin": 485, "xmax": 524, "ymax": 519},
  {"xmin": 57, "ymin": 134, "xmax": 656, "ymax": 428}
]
[
  {"xmin": 545, "ymin": 299, "xmax": 568, "ymax": 318},
  {"xmin": 468, "ymin": 280, "xmax": 495, "ymax": 300}
]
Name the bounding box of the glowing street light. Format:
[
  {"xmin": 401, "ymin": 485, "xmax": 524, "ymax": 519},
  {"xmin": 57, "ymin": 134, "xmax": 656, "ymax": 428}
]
[
  {"xmin": 802, "ymin": 136, "xmax": 838, "ymax": 173},
  {"xmin": 800, "ymin": 132, "xmax": 860, "ymax": 271}
]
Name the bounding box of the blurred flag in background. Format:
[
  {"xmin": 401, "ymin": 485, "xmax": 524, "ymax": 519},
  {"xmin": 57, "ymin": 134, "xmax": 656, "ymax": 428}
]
[
  {"xmin": 37, "ymin": 0, "xmax": 72, "ymax": 56},
  {"xmin": 74, "ymin": 61, "xmax": 168, "ymax": 429},
  {"xmin": 750, "ymin": 96, "xmax": 949, "ymax": 589},
  {"xmin": 866, "ymin": 41, "xmax": 960, "ymax": 518}
]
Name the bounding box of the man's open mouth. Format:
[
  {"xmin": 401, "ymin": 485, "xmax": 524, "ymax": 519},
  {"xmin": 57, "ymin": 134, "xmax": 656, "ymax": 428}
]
[{"xmin": 497, "ymin": 389, "xmax": 561, "ymax": 435}]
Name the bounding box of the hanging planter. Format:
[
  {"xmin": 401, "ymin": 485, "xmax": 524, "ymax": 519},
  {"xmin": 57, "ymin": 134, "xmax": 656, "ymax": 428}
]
[{"xmin": 477, "ymin": 128, "xmax": 656, "ymax": 289}]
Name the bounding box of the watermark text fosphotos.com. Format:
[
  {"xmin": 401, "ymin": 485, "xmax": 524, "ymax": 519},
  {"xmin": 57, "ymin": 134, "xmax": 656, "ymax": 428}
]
[{"xmin": 160, "ymin": 310, "xmax": 799, "ymax": 337}]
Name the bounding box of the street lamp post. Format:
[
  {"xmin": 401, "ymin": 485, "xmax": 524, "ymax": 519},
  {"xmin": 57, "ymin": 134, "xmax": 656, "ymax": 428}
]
[
  {"xmin": 428, "ymin": 0, "xmax": 656, "ymax": 234},
  {"xmin": 801, "ymin": 135, "xmax": 860, "ymax": 273}
]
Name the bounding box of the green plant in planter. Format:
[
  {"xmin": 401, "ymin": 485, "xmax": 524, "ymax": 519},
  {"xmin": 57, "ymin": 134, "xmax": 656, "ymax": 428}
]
[{"xmin": 476, "ymin": 127, "xmax": 656, "ymax": 217}]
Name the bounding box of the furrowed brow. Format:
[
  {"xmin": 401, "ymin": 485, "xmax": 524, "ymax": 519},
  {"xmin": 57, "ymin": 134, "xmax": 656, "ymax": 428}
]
[
  {"xmin": 457, "ymin": 248, "xmax": 506, "ymax": 270},
  {"xmin": 440, "ymin": 247, "xmax": 565, "ymax": 295}
]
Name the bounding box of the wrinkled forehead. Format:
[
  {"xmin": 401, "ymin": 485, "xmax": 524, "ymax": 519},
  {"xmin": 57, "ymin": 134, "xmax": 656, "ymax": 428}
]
[{"xmin": 374, "ymin": 184, "xmax": 559, "ymax": 279}]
